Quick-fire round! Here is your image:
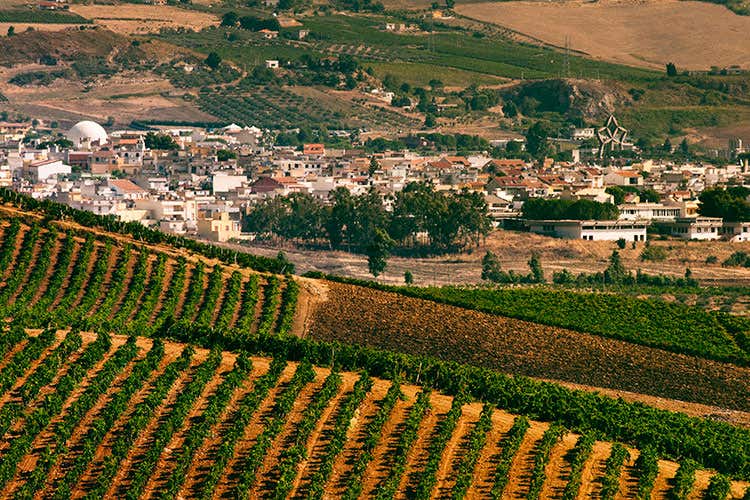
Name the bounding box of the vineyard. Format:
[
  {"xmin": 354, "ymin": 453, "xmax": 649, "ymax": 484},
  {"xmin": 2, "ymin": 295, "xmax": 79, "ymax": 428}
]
[
  {"xmin": 197, "ymin": 85, "xmax": 417, "ymax": 131},
  {"xmin": 0, "ymin": 329, "xmax": 747, "ymax": 499},
  {"xmin": 0, "ymin": 216, "xmax": 299, "ymax": 338},
  {"xmin": 306, "ymin": 275, "xmax": 750, "ymax": 366},
  {"xmin": 309, "ymin": 280, "xmax": 750, "ymax": 416},
  {"xmin": 2, "ymin": 196, "xmax": 750, "ymax": 495}
]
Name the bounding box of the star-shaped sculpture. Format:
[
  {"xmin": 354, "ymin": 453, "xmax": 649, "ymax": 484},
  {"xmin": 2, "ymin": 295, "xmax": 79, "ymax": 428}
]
[{"xmin": 596, "ymin": 115, "xmax": 628, "ymax": 158}]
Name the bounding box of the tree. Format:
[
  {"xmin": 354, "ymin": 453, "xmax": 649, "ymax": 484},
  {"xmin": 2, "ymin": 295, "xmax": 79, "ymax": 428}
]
[
  {"xmin": 205, "ymin": 52, "xmax": 222, "ymax": 70},
  {"xmin": 368, "ymin": 157, "xmax": 379, "ymax": 176},
  {"xmin": 404, "ymin": 270, "xmax": 414, "ymax": 285},
  {"xmin": 680, "ymin": 138, "xmax": 690, "ymax": 155},
  {"xmin": 217, "ymin": 149, "xmax": 237, "ymax": 161},
  {"xmin": 481, "ymin": 251, "xmax": 503, "ymax": 282},
  {"xmin": 221, "ymin": 11, "xmax": 239, "ymax": 26},
  {"xmin": 662, "ymin": 137, "xmax": 672, "ymax": 152},
  {"xmin": 144, "ymin": 132, "xmax": 178, "ymax": 150},
  {"xmin": 698, "ymin": 187, "xmax": 750, "ymax": 221},
  {"xmin": 6, "ymin": 26, "xmax": 14, "ymax": 37},
  {"xmin": 366, "ymin": 228, "xmax": 394, "ymax": 277},
  {"xmin": 525, "ymin": 121, "xmax": 551, "ymax": 160},
  {"xmin": 505, "ymin": 140, "xmax": 522, "ymax": 155},
  {"xmin": 522, "ymin": 198, "xmax": 619, "ymax": 221},
  {"xmin": 606, "ymin": 186, "xmax": 627, "ymax": 205},
  {"xmin": 424, "ymin": 114, "xmax": 436, "ymax": 128},
  {"xmin": 428, "ymin": 79, "xmax": 443, "ymax": 91},
  {"xmin": 502, "ymin": 100, "xmax": 518, "ymax": 118},
  {"xmin": 528, "ymin": 252, "xmax": 545, "ymax": 283},
  {"xmin": 666, "ymin": 62, "xmax": 678, "ymax": 77},
  {"xmin": 326, "ymin": 187, "xmax": 355, "ymax": 249},
  {"xmin": 604, "ymin": 250, "xmax": 629, "ymax": 284},
  {"xmin": 445, "ymin": 0, "xmax": 455, "ymax": 7}
]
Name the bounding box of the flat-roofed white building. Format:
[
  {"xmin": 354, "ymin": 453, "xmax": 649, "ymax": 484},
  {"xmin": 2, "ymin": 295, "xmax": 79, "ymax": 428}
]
[
  {"xmin": 668, "ymin": 217, "xmax": 722, "ymax": 240},
  {"xmin": 26, "ymin": 159, "xmax": 71, "ymax": 182},
  {"xmin": 721, "ymin": 221, "xmax": 750, "ymax": 242},
  {"xmin": 527, "ymin": 219, "xmax": 649, "ymax": 241},
  {"xmin": 618, "ymin": 202, "xmax": 681, "ymax": 221}
]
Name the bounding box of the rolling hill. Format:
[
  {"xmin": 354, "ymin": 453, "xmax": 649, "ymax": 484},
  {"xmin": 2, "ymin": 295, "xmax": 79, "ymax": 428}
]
[{"xmin": 0, "ymin": 193, "xmax": 749, "ymax": 496}]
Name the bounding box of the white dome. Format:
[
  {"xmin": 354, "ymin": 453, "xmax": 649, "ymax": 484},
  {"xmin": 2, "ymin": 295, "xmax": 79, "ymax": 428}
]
[{"xmin": 67, "ymin": 121, "xmax": 108, "ymax": 147}]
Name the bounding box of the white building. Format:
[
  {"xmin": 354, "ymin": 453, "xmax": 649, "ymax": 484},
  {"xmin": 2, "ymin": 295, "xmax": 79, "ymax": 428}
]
[
  {"xmin": 66, "ymin": 121, "xmax": 108, "ymax": 150},
  {"xmin": 604, "ymin": 170, "xmax": 643, "ymax": 186},
  {"xmin": 668, "ymin": 217, "xmax": 722, "ymax": 240},
  {"xmin": 722, "ymin": 221, "xmax": 750, "ymax": 242},
  {"xmin": 26, "ymin": 159, "xmax": 71, "ymax": 182},
  {"xmin": 572, "ymin": 128, "xmax": 595, "ymax": 141},
  {"xmin": 618, "ymin": 202, "xmax": 681, "ymax": 221},
  {"xmin": 527, "ymin": 219, "xmax": 649, "ymax": 242},
  {"xmin": 213, "ymin": 173, "xmax": 248, "ymax": 194}
]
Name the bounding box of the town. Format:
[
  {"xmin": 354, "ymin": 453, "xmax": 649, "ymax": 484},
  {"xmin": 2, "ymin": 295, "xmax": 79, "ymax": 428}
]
[{"xmin": 2, "ymin": 117, "xmax": 748, "ymax": 247}]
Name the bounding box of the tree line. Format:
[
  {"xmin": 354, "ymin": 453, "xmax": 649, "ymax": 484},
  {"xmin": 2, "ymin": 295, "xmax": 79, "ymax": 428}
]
[
  {"xmin": 522, "ymin": 198, "xmax": 620, "ymax": 220},
  {"xmin": 244, "ymin": 182, "xmax": 492, "ymax": 275}
]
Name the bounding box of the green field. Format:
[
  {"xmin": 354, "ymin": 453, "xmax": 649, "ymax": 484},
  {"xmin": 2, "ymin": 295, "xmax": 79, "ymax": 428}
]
[{"xmin": 0, "ymin": 9, "xmax": 92, "ymax": 24}]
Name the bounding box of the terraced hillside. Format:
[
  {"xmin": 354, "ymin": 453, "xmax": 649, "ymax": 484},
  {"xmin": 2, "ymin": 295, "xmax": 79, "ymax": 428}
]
[
  {"xmin": 0, "ymin": 330, "xmax": 747, "ymax": 499},
  {"xmin": 0, "ymin": 216, "xmax": 299, "ymax": 337}
]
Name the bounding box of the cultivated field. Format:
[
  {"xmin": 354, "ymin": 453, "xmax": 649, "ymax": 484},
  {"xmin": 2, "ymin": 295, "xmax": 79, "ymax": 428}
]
[
  {"xmin": 0, "ymin": 330, "xmax": 745, "ymax": 498},
  {"xmin": 456, "ymin": 0, "xmax": 750, "ymax": 71},
  {"xmin": 0, "ymin": 215, "xmax": 301, "ymax": 339},
  {"xmin": 3, "ymin": 198, "xmax": 750, "ymax": 492},
  {"xmin": 69, "ymin": 4, "xmax": 217, "ymax": 34},
  {"xmin": 309, "ymin": 281, "xmax": 750, "ymax": 417}
]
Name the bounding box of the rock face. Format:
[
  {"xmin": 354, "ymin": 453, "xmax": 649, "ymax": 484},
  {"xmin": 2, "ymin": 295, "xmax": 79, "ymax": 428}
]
[{"xmin": 502, "ymin": 78, "xmax": 630, "ymax": 122}]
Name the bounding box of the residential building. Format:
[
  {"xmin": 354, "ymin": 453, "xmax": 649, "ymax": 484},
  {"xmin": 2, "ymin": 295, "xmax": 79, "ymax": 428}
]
[
  {"xmin": 667, "ymin": 217, "xmax": 723, "ymax": 240},
  {"xmin": 527, "ymin": 219, "xmax": 649, "ymax": 241}
]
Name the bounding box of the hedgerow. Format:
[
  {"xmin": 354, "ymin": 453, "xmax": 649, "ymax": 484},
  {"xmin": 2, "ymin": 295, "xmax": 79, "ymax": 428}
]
[
  {"xmin": 561, "ymin": 433, "xmax": 596, "ymax": 500},
  {"xmin": 527, "ymin": 423, "xmax": 566, "ymax": 500},
  {"xmin": 491, "ymin": 416, "xmax": 530, "ymax": 499},
  {"xmin": 307, "ymin": 371, "xmax": 373, "ymax": 499},
  {"xmin": 634, "ymin": 446, "xmax": 660, "ymax": 499}
]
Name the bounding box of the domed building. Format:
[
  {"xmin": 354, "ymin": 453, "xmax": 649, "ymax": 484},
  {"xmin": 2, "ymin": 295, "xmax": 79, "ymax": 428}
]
[{"xmin": 66, "ymin": 121, "xmax": 108, "ymax": 149}]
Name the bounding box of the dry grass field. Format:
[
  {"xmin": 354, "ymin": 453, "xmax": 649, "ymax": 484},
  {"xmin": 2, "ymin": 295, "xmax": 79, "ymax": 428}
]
[
  {"xmin": 0, "ymin": 65, "xmax": 215, "ymax": 127},
  {"xmin": 456, "ymin": 0, "xmax": 750, "ymax": 71},
  {"xmin": 223, "ymin": 229, "xmax": 750, "ymax": 287},
  {"xmin": 69, "ymin": 4, "xmax": 217, "ymax": 34}
]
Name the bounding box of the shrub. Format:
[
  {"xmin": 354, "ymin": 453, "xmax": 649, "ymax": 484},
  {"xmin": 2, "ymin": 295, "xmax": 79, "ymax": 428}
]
[
  {"xmin": 723, "ymin": 251, "xmax": 750, "ymax": 267},
  {"xmin": 640, "ymin": 244, "xmax": 668, "ymax": 262}
]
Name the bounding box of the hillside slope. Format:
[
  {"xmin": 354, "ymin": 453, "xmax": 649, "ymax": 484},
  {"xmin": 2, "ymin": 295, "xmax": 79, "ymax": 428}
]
[
  {"xmin": 2, "ymin": 198, "xmax": 750, "ymax": 486},
  {"xmin": 0, "ymin": 329, "xmax": 747, "ymax": 499},
  {"xmin": 308, "ymin": 281, "xmax": 750, "ymax": 415}
]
